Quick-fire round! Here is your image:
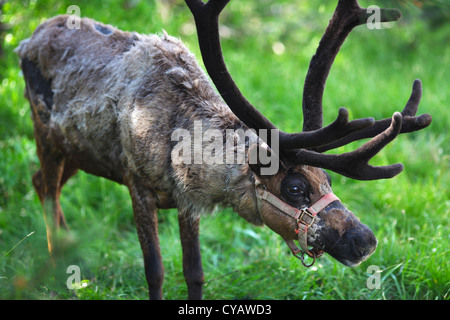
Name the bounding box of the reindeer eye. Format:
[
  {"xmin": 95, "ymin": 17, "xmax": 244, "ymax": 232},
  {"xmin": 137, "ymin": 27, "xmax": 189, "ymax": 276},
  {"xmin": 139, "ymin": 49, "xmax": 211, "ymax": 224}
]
[{"xmin": 287, "ymin": 186, "xmax": 303, "ymax": 195}]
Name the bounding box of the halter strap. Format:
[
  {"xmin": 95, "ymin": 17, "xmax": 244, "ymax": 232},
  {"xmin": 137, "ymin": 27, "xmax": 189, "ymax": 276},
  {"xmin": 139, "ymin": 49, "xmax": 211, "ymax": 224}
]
[{"xmin": 256, "ymin": 186, "xmax": 340, "ymax": 266}]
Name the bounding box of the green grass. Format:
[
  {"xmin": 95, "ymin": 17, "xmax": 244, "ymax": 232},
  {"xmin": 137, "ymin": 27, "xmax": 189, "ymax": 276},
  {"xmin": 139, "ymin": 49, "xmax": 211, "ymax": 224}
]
[{"xmin": 0, "ymin": 0, "xmax": 448, "ymax": 300}]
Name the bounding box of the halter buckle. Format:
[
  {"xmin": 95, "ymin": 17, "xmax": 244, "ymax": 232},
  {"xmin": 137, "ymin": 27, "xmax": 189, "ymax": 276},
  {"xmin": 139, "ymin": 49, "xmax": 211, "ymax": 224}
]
[{"xmin": 297, "ymin": 208, "xmax": 316, "ymax": 231}]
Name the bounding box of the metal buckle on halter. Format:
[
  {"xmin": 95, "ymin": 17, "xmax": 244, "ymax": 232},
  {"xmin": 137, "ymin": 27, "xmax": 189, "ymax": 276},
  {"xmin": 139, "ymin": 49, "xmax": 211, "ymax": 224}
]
[
  {"xmin": 297, "ymin": 208, "xmax": 316, "ymax": 231},
  {"xmin": 294, "ymin": 208, "xmax": 322, "ymax": 267}
]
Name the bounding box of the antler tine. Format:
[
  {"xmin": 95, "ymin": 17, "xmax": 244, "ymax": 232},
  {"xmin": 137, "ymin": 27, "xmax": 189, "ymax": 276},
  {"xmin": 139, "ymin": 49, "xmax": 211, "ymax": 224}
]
[
  {"xmin": 279, "ymin": 108, "xmax": 375, "ymax": 149},
  {"xmin": 314, "ymin": 79, "xmax": 432, "ymax": 153},
  {"xmin": 302, "ymin": 0, "xmax": 401, "ymax": 131},
  {"xmin": 403, "ymin": 78, "xmax": 423, "ymax": 116},
  {"xmin": 185, "ymin": 0, "xmax": 378, "ymax": 149},
  {"xmin": 295, "ymin": 112, "xmax": 404, "ymax": 180}
]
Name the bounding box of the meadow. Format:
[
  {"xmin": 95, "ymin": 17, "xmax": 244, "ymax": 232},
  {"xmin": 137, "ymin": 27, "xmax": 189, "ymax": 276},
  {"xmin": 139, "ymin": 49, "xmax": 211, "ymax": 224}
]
[{"xmin": 0, "ymin": 0, "xmax": 448, "ymax": 300}]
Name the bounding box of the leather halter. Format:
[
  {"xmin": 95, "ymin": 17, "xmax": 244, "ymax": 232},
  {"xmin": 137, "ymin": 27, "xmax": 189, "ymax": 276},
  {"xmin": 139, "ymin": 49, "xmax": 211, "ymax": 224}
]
[{"xmin": 255, "ymin": 182, "xmax": 340, "ymax": 267}]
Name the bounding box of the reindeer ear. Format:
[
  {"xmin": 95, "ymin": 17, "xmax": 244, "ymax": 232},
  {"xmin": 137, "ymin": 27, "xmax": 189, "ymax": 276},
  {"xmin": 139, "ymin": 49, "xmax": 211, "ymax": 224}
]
[{"xmin": 248, "ymin": 142, "xmax": 285, "ymax": 176}]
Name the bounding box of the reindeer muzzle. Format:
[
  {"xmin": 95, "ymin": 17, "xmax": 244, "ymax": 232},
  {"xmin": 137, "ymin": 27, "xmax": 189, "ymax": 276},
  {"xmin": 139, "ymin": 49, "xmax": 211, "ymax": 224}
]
[{"xmin": 256, "ymin": 186, "xmax": 340, "ymax": 267}]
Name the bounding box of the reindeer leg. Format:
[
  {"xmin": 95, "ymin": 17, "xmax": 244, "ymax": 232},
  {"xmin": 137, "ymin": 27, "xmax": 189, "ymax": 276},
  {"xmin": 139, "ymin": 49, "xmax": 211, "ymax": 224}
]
[
  {"xmin": 57, "ymin": 162, "xmax": 78, "ymax": 229},
  {"xmin": 178, "ymin": 212, "xmax": 204, "ymax": 300},
  {"xmin": 33, "ymin": 162, "xmax": 78, "ymax": 232},
  {"xmin": 32, "ymin": 148, "xmax": 66, "ymax": 255},
  {"xmin": 25, "ymin": 72, "xmax": 78, "ymax": 254},
  {"xmin": 32, "ymin": 115, "xmax": 78, "ymax": 254},
  {"xmin": 127, "ymin": 175, "xmax": 164, "ymax": 300}
]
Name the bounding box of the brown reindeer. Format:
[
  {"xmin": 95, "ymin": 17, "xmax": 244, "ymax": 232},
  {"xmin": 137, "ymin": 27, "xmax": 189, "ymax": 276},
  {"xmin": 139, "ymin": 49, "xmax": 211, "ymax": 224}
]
[{"xmin": 16, "ymin": 0, "xmax": 431, "ymax": 299}]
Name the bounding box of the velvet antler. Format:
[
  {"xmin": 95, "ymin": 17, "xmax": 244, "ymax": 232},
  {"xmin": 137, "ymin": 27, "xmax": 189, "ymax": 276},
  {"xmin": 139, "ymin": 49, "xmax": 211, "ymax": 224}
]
[{"xmin": 186, "ymin": 0, "xmax": 432, "ymax": 180}]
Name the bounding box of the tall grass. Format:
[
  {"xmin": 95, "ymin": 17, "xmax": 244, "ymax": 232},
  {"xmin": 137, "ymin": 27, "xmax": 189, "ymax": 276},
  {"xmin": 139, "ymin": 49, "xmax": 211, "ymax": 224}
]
[{"xmin": 0, "ymin": 0, "xmax": 448, "ymax": 299}]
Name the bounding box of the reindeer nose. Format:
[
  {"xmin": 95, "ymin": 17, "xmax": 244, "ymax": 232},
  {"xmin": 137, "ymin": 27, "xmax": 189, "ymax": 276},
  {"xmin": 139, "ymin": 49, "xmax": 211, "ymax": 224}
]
[{"xmin": 348, "ymin": 224, "xmax": 377, "ymax": 261}]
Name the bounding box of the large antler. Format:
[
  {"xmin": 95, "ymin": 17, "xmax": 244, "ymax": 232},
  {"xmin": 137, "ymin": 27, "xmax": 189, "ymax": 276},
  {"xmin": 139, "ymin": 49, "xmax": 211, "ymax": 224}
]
[
  {"xmin": 185, "ymin": 0, "xmax": 375, "ymax": 148},
  {"xmin": 185, "ymin": 0, "xmax": 432, "ymax": 180},
  {"xmin": 302, "ymin": 0, "xmax": 402, "ymax": 131},
  {"xmin": 302, "ymin": 0, "xmax": 431, "ymax": 142}
]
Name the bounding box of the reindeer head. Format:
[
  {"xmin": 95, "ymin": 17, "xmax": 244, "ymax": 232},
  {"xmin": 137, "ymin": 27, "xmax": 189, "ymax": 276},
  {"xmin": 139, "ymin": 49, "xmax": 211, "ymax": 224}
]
[
  {"xmin": 250, "ymin": 158, "xmax": 379, "ymax": 267},
  {"xmin": 186, "ymin": 0, "xmax": 431, "ymax": 267}
]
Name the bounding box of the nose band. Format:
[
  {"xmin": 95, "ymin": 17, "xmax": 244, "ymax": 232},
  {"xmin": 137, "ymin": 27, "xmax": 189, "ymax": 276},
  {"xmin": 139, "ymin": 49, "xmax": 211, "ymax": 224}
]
[{"xmin": 256, "ymin": 185, "xmax": 340, "ymax": 266}]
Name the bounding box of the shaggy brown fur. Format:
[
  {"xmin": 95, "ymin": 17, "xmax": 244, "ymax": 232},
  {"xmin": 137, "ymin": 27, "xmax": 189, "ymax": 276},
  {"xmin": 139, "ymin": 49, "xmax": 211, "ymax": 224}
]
[{"xmin": 16, "ymin": 15, "xmax": 260, "ymax": 216}]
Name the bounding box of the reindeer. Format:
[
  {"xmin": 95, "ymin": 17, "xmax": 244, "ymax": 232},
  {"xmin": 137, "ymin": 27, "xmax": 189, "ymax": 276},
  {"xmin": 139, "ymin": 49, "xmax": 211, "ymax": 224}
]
[{"xmin": 16, "ymin": 0, "xmax": 431, "ymax": 299}]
